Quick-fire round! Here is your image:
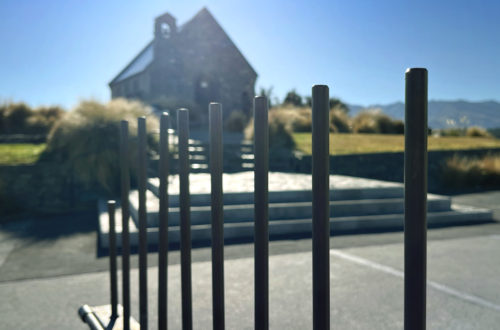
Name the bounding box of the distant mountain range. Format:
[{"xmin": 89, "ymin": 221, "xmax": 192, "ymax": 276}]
[{"xmin": 347, "ymin": 100, "xmax": 500, "ymax": 129}]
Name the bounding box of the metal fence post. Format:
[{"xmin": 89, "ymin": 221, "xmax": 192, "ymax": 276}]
[
  {"xmin": 312, "ymin": 85, "xmax": 330, "ymax": 330},
  {"xmin": 178, "ymin": 108, "xmax": 193, "ymax": 330},
  {"xmin": 137, "ymin": 116, "xmax": 148, "ymax": 329},
  {"xmin": 254, "ymin": 96, "xmax": 269, "ymax": 329},
  {"xmin": 158, "ymin": 113, "xmax": 169, "ymax": 330},
  {"xmin": 119, "ymin": 120, "xmax": 131, "ymax": 330},
  {"xmin": 209, "ymin": 103, "xmax": 225, "ymax": 330},
  {"xmin": 107, "ymin": 200, "xmax": 118, "ymax": 319},
  {"xmin": 404, "ymin": 68, "xmax": 428, "ymax": 330}
]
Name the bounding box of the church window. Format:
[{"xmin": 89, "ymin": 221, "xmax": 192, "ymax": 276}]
[{"xmin": 160, "ymin": 23, "xmax": 170, "ymax": 38}]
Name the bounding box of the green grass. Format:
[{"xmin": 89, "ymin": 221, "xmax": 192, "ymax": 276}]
[
  {"xmin": 0, "ymin": 143, "xmax": 46, "ymax": 165},
  {"xmin": 293, "ymin": 133, "xmax": 500, "ymax": 155}
]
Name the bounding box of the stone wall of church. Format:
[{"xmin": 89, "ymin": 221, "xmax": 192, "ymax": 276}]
[{"xmin": 149, "ymin": 9, "xmax": 256, "ymax": 123}]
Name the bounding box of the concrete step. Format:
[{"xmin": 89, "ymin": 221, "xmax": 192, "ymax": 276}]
[
  {"xmin": 147, "ymin": 174, "xmax": 405, "ymax": 206},
  {"xmin": 98, "ymin": 201, "xmax": 492, "ymax": 249},
  {"xmin": 147, "ymin": 183, "xmax": 404, "ymax": 207},
  {"xmin": 129, "ymin": 190, "xmax": 451, "ymax": 228}
]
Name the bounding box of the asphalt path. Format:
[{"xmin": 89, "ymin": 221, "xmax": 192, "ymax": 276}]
[{"xmin": 0, "ymin": 190, "xmax": 499, "ymax": 328}]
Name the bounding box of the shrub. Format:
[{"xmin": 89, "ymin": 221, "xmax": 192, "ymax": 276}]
[
  {"xmin": 352, "ymin": 110, "xmax": 379, "ymax": 133},
  {"xmin": 465, "ymin": 126, "xmax": 492, "ymax": 138},
  {"xmin": 42, "ymin": 98, "xmax": 158, "ymax": 194},
  {"xmin": 0, "ymin": 102, "xmax": 33, "ymax": 134},
  {"xmin": 251, "ymin": 105, "xmax": 312, "ymax": 133},
  {"xmin": 328, "ymin": 98, "xmax": 349, "ymax": 113},
  {"xmin": 352, "ymin": 109, "xmax": 403, "ymax": 134},
  {"xmin": 439, "ymin": 128, "xmax": 464, "ymax": 137},
  {"xmin": 283, "ymin": 89, "xmax": 303, "ymax": 106},
  {"xmin": 442, "ymin": 154, "xmax": 500, "ymax": 188},
  {"xmin": 330, "ymin": 108, "xmax": 351, "ymax": 133},
  {"xmin": 304, "ymin": 97, "xmax": 349, "ymax": 113},
  {"xmin": 26, "ymin": 107, "xmax": 65, "ymax": 135},
  {"xmin": 0, "ymin": 102, "xmax": 64, "ymax": 135},
  {"xmin": 376, "ymin": 115, "xmax": 401, "ymax": 134},
  {"xmin": 393, "ymin": 120, "xmax": 405, "ymax": 134},
  {"xmin": 258, "ymin": 86, "xmax": 275, "ymax": 108},
  {"xmin": 247, "ymin": 105, "xmax": 353, "ymax": 135},
  {"xmin": 268, "ymin": 113, "xmax": 296, "ymax": 149},
  {"xmin": 488, "ymin": 128, "xmax": 500, "ymax": 138},
  {"xmin": 224, "ymin": 110, "xmax": 248, "ymax": 132}
]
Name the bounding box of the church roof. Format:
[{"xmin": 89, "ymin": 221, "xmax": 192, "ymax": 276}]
[
  {"xmin": 109, "ymin": 8, "xmax": 257, "ymax": 86},
  {"xmin": 110, "ymin": 41, "xmax": 153, "ymax": 84}
]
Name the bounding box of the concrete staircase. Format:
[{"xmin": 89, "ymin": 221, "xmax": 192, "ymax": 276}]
[
  {"xmin": 98, "ymin": 172, "xmax": 492, "ymax": 248},
  {"xmin": 148, "ymin": 140, "xmax": 255, "ymax": 175}
]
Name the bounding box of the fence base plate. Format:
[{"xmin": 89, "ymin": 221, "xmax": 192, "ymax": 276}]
[{"xmin": 80, "ymin": 304, "xmax": 140, "ymax": 330}]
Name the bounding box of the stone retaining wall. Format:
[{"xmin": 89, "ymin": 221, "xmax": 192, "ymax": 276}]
[
  {"xmin": 0, "ymin": 134, "xmax": 46, "ymax": 143},
  {"xmin": 0, "ymin": 163, "xmax": 97, "ymax": 215},
  {"xmin": 292, "ymin": 148, "xmax": 500, "ymax": 192},
  {"xmin": 2, "ymin": 147, "xmax": 499, "ymax": 215}
]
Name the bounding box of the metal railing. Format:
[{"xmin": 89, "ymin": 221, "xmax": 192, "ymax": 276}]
[{"xmin": 84, "ymin": 68, "xmax": 428, "ymax": 330}]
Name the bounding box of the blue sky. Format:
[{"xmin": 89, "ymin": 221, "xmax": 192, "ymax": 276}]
[{"xmin": 0, "ymin": 0, "xmax": 499, "ymax": 109}]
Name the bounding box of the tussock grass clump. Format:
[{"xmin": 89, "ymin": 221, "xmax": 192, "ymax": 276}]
[
  {"xmin": 442, "ymin": 154, "xmax": 500, "ymax": 188},
  {"xmin": 224, "ymin": 110, "xmax": 248, "ymax": 132},
  {"xmin": 288, "ymin": 107, "xmax": 312, "ymax": 132},
  {"xmin": 439, "ymin": 128, "xmax": 464, "ymax": 137},
  {"xmin": 330, "ymin": 108, "xmax": 351, "ymax": 133},
  {"xmin": 244, "ymin": 106, "xmax": 296, "ymax": 149},
  {"xmin": 42, "ymin": 98, "xmax": 158, "ymax": 194},
  {"xmin": 247, "ymin": 105, "xmax": 353, "ymax": 135},
  {"xmin": 438, "ymin": 126, "xmax": 491, "ymax": 138},
  {"xmin": 352, "ymin": 109, "xmax": 404, "ymax": 134},
  {"xmin": 466, "ymin": 126, "xmax": 492, "ymax": 138}
]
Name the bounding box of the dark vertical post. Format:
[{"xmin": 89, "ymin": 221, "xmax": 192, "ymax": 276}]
[
  {"xmin": 108, "ymin": 200, "xmax": 118, "ymax": 319},
  {"xmin": 209, "ymin": 103, "xmax": 225, "ymax": 330},
  {"xmin": 178, "ymin": 108, "xmax": 193, "ymax": 330},
  {"xmin": 312, "ymin": 85, "xmax": 330, "ymax": 330},
  {"xmin": 254, "ymin": 96, "xmax": 269, "ymax": 329},
  {"xmin": 404, "ymin": 68, "xmax": 428, "ymax": 330},
  {"xmin": 158, "ymin": 113, "xmax": 169, "ymax": 330},
  {"xmin": 119, "ymin": 121, "xmax": 131, "ymax": 330},
  {"xmin": 137, "ymin": 116, "xmax": 148, "ymax": 329}
]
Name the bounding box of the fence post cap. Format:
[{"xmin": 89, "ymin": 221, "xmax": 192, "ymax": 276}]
[{"xmin": 405, "ymin": 67, "xmax": 428, "ymax": 74}]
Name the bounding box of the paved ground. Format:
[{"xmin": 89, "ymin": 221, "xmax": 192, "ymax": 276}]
[{"xmin": 0, "ymin": 190, "xmax": 499, "ymax": 329}]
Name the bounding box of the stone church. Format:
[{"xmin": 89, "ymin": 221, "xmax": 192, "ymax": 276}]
[{"xmin": 109, "ymin": 8, "xmax": 257, "ymax": 122}]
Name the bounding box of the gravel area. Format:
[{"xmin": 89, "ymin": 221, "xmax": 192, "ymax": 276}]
[{"xmin": 149, "ymin": 171, "xmax": 402, "ymax": 195}]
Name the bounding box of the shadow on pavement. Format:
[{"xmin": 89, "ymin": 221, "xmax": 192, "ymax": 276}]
[{"xmin": 1, "ymin": 208, "xmax": 97, "ymax": 242}]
